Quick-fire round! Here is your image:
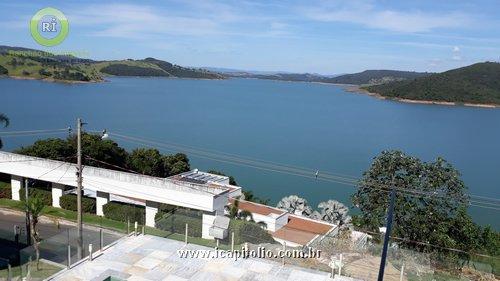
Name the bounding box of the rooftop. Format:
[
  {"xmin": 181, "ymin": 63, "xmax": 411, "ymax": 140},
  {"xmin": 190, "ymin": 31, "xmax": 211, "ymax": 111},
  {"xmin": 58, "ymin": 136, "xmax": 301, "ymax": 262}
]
[
  {"xmin": 232, "ymin": 198, "xmax": 285, "ymax": 216},
  {"xmin": 171, "ymin": 169, "xmax": 230, "ymax": 185},
  {"xmin": 272, "ymin": 215, "xmax": 336, "ymax": 246}
]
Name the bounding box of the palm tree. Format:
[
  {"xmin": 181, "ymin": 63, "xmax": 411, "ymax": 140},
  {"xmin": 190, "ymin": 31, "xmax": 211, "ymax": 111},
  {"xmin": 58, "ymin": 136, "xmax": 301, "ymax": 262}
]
[
  {"xmin": 0, "ymin": 113, "xmax": 10, "ymax": 149},
  {"xmin": 24, "ymin": 197, "xmax": 45, "ymax": 270}
]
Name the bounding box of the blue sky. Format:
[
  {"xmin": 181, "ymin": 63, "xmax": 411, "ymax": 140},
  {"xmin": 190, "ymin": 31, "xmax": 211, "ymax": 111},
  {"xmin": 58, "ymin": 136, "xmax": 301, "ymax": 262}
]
[{"xmin": 1, "ymin": 0, "xmax": 499, "ymax": 74}]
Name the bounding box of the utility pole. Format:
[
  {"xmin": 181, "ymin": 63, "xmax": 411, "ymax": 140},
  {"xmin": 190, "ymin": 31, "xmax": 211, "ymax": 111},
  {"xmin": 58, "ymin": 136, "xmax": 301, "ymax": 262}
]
[
  {"xmin": 377, "ymin": 187, "xmax": 396, "ymax": 281},
  {"xmin": 24, "ymin": 178, "xmax": 31, "ymax": 245},
  {"xmin": 76, "ymin": 118, "xmax": 83, "ymax": 259}
]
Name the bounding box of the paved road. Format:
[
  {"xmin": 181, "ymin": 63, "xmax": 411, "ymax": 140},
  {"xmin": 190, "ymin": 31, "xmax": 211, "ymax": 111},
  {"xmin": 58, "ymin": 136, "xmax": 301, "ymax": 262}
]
[{"xmin": 0, "ymin": 208, "xmax": 124, "ymax": 265}]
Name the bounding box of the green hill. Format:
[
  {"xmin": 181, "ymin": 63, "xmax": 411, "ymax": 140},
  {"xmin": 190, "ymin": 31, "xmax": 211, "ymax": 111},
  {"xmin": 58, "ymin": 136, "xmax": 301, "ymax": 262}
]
[
  {"xmin": 323, "ymin": 70, "xmax": 431, "ymax": 85},
  {"xmin": 0, "ymin": 46, "xmax": 224, "ymax": 82},
  {"xmin": 0, "ymin": 46, "xmax": 102, "ymax": 82},
  {"xmin": 364, "ymin": 62, "xmax": 500, "ymax": 105}
]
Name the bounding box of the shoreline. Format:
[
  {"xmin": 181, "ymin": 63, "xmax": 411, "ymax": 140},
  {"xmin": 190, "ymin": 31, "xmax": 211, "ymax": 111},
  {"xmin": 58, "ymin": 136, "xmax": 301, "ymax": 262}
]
[
  {"xmin": 340, "ymin": 84, "xmax": 500, "ymax": 109},
  {"xmin": 4, "ymin": 75, "xmax": 102, "ymax": 84},
  {"xmin": 2, "ymin": 74, "xmax": 225, "ymax": 84}
]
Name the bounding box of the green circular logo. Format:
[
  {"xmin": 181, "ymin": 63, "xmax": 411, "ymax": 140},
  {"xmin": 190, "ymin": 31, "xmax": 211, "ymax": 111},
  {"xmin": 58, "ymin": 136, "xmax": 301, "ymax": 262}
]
[{"xmin": 30, "ymin": 7, "xmax": 69, "ymax": 47}]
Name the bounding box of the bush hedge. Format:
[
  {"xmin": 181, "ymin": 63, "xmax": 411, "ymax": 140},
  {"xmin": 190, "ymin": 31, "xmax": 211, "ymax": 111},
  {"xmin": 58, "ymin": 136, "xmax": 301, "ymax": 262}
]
[
  {"xmin": 0, "ymin": 185, "xmax": 11, "ymax": 199},
  {"xmin": 225, "ymin": 219, "xmax": 276, "ymax": 245},
  {"xmin": 60, "ymin": 194, "xmax": 96, "ymax": 213},
  {"xmin": 155, "ymin": 209, "xmax": 203, "ymax": 237},
  {"xmin": 103, "ymin": 201, "xmax": 145, "ymax": 224},
  {"xmin": 20, "ymin": 187, "xmax": 52, "ymax": 206}
]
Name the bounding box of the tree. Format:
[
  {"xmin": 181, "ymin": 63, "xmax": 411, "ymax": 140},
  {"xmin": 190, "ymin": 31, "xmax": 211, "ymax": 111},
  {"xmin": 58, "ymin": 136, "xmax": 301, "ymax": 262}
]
[
  {"xmin": 24, "ymin": 197, "xmax": 45, "ymax": 270},
  {"xmin": 0, "ymin": 113, "xmax": 9, "ymax": 149},
  {"xmin": 352, "ymin": 150, "xmax": 469, "ymax": 252},
  {"xmin": 446, "ymin": 207, "xmax": 481, "ymax": 265},
  {"xmin": 276, "ymin": 195, "xmax": 313, "ymax": 216},
  {"xmin": 15, "ymin": 138, "xmax": 73, "ymax": 160},
  {"xmin": 163, "ymin": 153, "xmax": 190, "ymax": 176},
  {"xmin": 207, "ymin": 170, "xmax": 238, "ymax": 185},
  {"xmin": 127, "ymin": 148, "xmax": 166, "ymax": 177},
  {"xmin": 242, "ymin": 190, "xmax": 270, "ymax": 205},
  {"xmin": 76, "ymin": 134, "xmax": 128, "ymax": 169},
  {"xmin": 312, "ymin": 200, "xmax": 352, "ymax": 229},
  {"xmin": 14, "ymin": 134, "xmax": 190, "ymax": 176}
]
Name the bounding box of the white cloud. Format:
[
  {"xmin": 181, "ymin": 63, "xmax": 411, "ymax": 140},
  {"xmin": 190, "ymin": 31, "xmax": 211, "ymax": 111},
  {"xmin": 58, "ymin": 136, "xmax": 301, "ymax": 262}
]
[
  {"xmin": 452, "ymin": 46, "xmax": 462, "ymax": 61},
  {"xmin": 66, "ymin": 3, "xmax": 220, "ymax": 39},
  {"xmin": 301, "ymin": 1, "xmax": 472, "ymax": 33}
]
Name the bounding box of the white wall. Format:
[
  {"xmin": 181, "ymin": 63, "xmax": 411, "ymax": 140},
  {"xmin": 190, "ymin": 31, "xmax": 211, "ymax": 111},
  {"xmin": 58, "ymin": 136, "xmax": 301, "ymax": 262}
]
[
  {"xmin": 0, "ymin": 152, "xmax": 223, "ymax": 213},
  {"xmin": 202, "ymin": 213, "xmax": 216, "ymax": 240},
  {"xmin": 249, "ymin": 212, "xmax": 289, "ymax": 232},
  {"xmin": 51, "ymin": 183, "xmax": 65, "ymax": 208},
  {"xmin": 10, "ymin": 175, "xmax": 22, "ymax": 201}
]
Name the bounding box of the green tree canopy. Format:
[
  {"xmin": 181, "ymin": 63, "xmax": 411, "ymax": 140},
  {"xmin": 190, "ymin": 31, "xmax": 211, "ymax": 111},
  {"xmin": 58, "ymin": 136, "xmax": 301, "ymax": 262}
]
[
  {"xmin": 0, "ymin": 113, "xmax": 10, "ymax": 149},
  {"xmin": 352, "ymin": 150, "xmax": 470, "ymax": 251},
  {"xmin": 15, "ymin": 134, "xmax": 190, "ymax": 177}
]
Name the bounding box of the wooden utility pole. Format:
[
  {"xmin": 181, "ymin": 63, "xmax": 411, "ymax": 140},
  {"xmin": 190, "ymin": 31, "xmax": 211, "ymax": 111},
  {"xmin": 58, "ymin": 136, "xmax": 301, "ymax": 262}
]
[{"xmin": 76, "ymin": 118, "xmax": 83, "ymax": 259}]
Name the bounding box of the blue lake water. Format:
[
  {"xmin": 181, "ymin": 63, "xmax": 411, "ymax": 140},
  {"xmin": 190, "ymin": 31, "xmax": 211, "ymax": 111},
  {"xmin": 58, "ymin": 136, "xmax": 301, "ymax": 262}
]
[{"xmin": 1, "ymin": 77, "xmax": 499, "ymax": 228}]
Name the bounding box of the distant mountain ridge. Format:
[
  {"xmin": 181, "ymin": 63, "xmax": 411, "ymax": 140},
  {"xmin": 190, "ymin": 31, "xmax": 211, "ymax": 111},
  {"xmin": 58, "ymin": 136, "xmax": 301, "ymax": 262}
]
[
  {"xmin": 323, "ymin": 70, "xmax": 432, "ymax": 85},
  {"xmin": 225, "ymin": 72, "xmax": 327, "ymax": 82},
  {"xmin": 364, "ymin": 62, "xmax": 500, "ymax": 105},
  {"xmin": 220, "ymin": 68, "xmax": 431, "ymax": 85}
]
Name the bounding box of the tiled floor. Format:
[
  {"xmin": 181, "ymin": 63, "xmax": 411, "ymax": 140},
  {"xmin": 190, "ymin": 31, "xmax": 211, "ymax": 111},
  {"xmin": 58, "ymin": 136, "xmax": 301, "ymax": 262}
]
[{"xmin": 51, "ymin": 235, "xmax": 333, "ymax": 281}]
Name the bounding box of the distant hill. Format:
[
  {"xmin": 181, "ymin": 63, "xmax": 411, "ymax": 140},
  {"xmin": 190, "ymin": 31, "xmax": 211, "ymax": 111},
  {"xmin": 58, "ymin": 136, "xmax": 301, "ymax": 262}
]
[
  {"xmin": 0, "ymin": 46, "xmax": 224, "ymax": 82},
  {"xmin": 323, "ymin": 70, "xmax": 432, "ymax": 85},
  {"xmin": 225, "ymin": 72, "xmax": 327, "ymax": 82},
  {"xmin": 0, "ymin": 46, "xmax": 101, "ymax": 82},
  {"xmin": 364, "ymin": 62, "xmax": 500, "ymax": 105},
  {"xmin": 222, "ymin": 69, "xmax": 430, "ymax": 85},
  {"xmin": 74, "ymin": 58, "xmax": 225, "ymax": 79}
]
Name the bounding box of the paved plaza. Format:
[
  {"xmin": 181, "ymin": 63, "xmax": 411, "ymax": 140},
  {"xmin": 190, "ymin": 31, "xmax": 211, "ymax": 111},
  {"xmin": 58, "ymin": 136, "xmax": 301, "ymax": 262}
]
[{"xmin": 51, "ymin": 235, "xmax": 333, "ymax": 281}]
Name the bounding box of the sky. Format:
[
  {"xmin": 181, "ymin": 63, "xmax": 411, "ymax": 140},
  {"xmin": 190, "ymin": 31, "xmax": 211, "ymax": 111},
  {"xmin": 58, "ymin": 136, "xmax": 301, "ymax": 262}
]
[{"xmin": 1, "ymin": 0, "xmax": 499, "ymax": 74}]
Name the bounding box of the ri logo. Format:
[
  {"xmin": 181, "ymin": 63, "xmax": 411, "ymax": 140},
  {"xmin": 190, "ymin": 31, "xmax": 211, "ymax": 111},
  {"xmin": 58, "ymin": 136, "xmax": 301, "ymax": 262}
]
[
  {"xmin": 42, "ymin": 17, "xmax": 58, "ymax": 32},
  {"xmin": 30, "ymin": 7, "xmax": 69, "ymax": 47}
]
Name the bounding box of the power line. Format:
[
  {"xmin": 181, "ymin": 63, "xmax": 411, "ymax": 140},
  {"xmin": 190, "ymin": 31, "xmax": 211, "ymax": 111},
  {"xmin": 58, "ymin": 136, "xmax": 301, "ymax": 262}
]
[
  {"xmin": 0, "ymin": 127, "xmax": 70, "ymax": 136},
  {"xmin": 106, "ymin": 131, "xmax": 499, "ymax": 208},
  {"xmin": 84, "ymin": 176, "xmax": 500, "ymax": 261}
]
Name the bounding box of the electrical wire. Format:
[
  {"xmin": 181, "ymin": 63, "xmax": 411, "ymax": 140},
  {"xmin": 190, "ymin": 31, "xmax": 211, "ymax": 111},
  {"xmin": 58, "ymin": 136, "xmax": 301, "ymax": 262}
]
[
  {"xmin": 106, "ymin": 131, "xmax": 499, "ymax": 208},
  {"xmin": 0, "ymin": 128, "xmax": 70, "ymax": 136}
]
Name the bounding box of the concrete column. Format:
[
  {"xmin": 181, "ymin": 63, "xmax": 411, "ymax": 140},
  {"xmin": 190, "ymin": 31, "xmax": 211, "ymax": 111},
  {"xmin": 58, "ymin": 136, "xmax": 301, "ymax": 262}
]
[
  {"xmin": 11, "ymin": 175, "xmax": 23, "ymax": 201},
  {"xmin": 51, "ymin": 183, "xmax": 65, "ymax": 208},
  {"xmin": 96, "ymin": 191, "xmax": 109, "ymax": 216},
  {"xmin": 145, "ymin": 201, "xmax": 159, "ymax": 227},
  {"xmin": 202, "ymin": 212, "xmax": 216, "ymax": 240}
]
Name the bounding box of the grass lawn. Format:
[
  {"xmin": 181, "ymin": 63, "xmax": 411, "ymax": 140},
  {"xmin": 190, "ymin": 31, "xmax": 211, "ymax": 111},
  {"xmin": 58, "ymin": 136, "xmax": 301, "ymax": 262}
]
[
  {"xmin": 0, "ymin": 198, "xmax": 128, "ymax": 234},
  {"xmin": 0, "ymin": 197, "xmax": 233, "ymax": 250}
]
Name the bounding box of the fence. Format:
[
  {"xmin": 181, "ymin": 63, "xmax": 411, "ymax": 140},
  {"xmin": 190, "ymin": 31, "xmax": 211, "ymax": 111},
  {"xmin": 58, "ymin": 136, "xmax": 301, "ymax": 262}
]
[
  {"xmin": 0, "ymin": 218, "xmax": 126, "ymax": 281},
  {"xmin": 148, "ymin": 208, "xmax": 498, "ymax": 281}
]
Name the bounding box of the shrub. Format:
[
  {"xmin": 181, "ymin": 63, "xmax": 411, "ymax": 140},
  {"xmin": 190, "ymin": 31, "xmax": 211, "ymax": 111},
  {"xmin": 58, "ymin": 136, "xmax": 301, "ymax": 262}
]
[
  {"xmin": 0, "ymin": 65, "xmax": 8, "ymax": 75},
  {"xmin": 60, "ymin": 194, "xmax": 96, "ymax": 213},
  {"xmin": 20, "ymin": 187, "xmax": 51, "ymax": 206},
  {"xmin": 225, "ymin": 219, "xmax": 276, "ymax": 245},
  {"xmin": 155, "ymin": 208, "xmax": 202, "ymax": 237},
  {"xmin": 0, "ymin": 185, "xmax": 11, "ymax": 199},
  {"xmin": 103, "ymin": 201, "xmax": 145, "ymax": 224}
]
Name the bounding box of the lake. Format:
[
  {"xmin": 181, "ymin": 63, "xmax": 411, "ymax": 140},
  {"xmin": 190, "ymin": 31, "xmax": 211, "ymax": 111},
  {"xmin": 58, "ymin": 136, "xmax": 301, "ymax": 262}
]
[{"xmin": 2, "ymin": 77, "xmax": 499, "ymax": 229}]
